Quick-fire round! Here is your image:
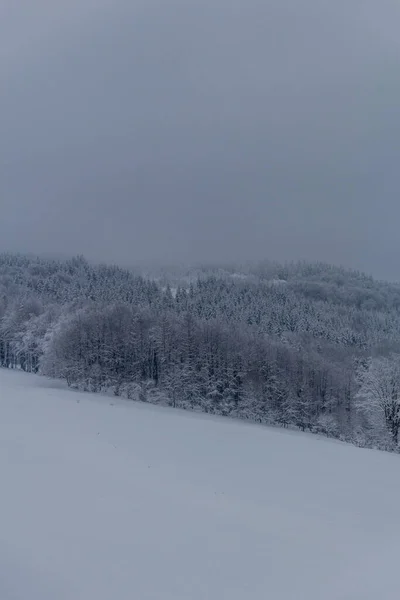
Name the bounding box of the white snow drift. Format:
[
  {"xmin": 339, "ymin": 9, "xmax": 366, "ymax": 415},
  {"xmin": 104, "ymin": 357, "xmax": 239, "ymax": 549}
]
[{"xmin": 1, "ymin": 368, "xmax": 400, "ymax": 599}]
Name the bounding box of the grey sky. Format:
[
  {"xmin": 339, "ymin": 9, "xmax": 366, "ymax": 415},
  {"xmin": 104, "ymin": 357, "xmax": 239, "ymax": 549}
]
[{"xmin": 1, "ymin": 1, "xmax": 400, "ymax": 278}]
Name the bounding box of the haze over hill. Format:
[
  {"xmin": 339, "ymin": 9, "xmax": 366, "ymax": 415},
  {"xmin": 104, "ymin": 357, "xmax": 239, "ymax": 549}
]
[
  {"xmin": 2, "ymin": 252, "xmax": 400, "ymax": 451},
  {"xmin": 2, "ymin": 1, "xmax": 400, "ymax": 278}
]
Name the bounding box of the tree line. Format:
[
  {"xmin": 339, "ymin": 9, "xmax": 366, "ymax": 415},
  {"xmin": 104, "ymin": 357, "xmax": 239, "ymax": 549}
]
[{"xmin": 1, "ymin": 253, "xmax": 400, "ymax": 450}]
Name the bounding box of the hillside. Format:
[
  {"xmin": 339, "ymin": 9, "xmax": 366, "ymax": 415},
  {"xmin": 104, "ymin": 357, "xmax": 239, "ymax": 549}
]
[
  {"xmin": 1, "ymin": 368, "xmax": 399, "ymax": 599},
  {"xmin": 2, "ymin": 252, "xmax": 400, "ymax": 450}
]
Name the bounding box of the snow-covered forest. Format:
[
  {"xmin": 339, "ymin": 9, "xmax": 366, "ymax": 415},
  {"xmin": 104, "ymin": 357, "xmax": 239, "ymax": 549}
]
[{"xmin": 2, "ymin": 252, "xmax": 400, "ymax": 451}]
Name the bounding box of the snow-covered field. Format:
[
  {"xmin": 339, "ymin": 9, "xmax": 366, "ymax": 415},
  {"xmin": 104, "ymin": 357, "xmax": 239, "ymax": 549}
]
[{"xmin": 1, "ymin": 369, "xmax": 400, "ymax": 599}]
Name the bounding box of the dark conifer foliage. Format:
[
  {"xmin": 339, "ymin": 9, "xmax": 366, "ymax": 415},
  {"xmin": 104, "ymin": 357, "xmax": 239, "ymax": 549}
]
[{"xmin": 2, "ymin": 253, "xmax": 400, "ymax": 450}]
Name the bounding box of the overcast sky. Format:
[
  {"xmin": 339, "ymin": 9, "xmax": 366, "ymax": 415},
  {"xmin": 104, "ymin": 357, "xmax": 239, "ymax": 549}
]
[{"xmin": 1, "ymin": 1, "xmax": 400, "ymax": 278}]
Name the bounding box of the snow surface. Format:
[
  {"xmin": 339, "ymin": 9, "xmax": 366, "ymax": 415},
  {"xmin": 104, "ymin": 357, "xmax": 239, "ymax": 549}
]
[{"xmin": 1, "ymin": 369, "xmax": 400, "ymax": 599}]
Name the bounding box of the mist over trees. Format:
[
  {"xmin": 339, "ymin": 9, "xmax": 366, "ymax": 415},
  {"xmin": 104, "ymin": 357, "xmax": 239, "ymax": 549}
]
[{"xmin": 2, "ymin": 252, "xmax": 400, "ymax": 451}]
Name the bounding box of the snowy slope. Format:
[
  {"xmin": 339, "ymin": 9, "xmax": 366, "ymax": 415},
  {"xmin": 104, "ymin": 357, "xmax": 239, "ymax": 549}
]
[{"xmin": 1, "ymin": 369, "xmax": 400, "ymax": 599}]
